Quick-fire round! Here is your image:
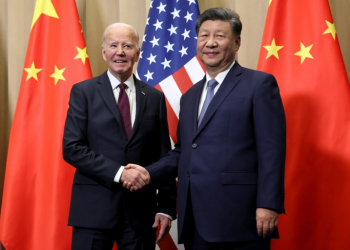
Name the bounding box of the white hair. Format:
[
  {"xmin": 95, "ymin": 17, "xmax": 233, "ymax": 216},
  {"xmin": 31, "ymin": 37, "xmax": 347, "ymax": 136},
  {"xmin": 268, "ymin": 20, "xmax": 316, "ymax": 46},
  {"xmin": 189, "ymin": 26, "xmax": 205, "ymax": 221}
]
[{"xmin": 102, "ymin": 23, "xmax": 140, "ymax": 49}]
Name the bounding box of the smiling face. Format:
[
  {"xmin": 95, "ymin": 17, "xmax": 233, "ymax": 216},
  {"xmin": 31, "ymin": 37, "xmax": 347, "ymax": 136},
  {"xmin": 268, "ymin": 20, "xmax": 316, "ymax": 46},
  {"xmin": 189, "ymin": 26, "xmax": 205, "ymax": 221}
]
[
  {"xmin": 102, "ymin": 25, "xmax": 140, "ymax": 82},
  {"xmin": 197, "ymin": 20, "xmax": 240, "ymax": 78}
]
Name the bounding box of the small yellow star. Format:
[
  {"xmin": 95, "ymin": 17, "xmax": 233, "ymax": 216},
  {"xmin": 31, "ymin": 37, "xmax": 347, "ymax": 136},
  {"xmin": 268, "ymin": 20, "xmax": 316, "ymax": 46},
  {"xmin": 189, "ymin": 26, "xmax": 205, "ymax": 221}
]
[
  {"xmin": 294, "ymin": 42, "xmax": 313, "ymax": 64},
  {"xmin": 323, "ymin": 20, "xmax": 336, "ymax": 40},
  {"xmin": 24, "ymin": 62, "xmax": 42, "ymax": 81},
  {"xmin": 263, "ymin": 38, "xmax": 284, "ymax": 59},
  {"xmin": 32, "ymin": 0, "xmax": 59, "ymax": 29},
  {"xmin": 74, "ymin": 47, "xmax": 89, "ymax": 64},
  {"xmin": 50, "ymin": 66, "xmax": 66, "ymax": 85},
  {"xmin": 269, "ymin": 0, "xmax": 273, "ymax": 6}
]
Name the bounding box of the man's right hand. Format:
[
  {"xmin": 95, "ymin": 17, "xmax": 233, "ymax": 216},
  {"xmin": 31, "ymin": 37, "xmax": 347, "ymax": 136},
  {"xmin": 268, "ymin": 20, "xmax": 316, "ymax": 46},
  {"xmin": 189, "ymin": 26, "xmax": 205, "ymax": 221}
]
[{"xmin": 120, "ymin": 164, "xmax": 150, "ymax": 191}]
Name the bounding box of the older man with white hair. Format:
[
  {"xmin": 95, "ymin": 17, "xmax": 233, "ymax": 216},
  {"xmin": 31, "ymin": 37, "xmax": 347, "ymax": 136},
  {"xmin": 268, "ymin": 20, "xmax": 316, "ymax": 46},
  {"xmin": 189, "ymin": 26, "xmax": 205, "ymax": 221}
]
[{"xmin": 63, "ymin": 23, "xmax": 176, "ymax": 250}]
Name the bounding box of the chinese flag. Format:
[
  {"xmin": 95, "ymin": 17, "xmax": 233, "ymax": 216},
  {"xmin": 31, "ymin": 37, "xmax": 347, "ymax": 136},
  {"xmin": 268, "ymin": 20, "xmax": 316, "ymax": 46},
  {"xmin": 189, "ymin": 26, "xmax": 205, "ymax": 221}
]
[
  {"xmin": 0, "ymin": 0, "xmax": 92, "ymax": 249},
  {"xmin": 258, "ymin": 0, "xmax": 350, "ymax": 249}
]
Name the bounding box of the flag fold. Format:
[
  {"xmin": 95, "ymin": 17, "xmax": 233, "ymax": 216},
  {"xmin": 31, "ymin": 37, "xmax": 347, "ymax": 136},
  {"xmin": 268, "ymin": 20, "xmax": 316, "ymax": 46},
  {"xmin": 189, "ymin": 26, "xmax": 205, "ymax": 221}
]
[
  {"xmin": 258, "ymin": 1, "xmax": 350, "ymax": 249},
  {"xmin": 0, "ymin": 0, "xmax": 92, "ymax": 249}
]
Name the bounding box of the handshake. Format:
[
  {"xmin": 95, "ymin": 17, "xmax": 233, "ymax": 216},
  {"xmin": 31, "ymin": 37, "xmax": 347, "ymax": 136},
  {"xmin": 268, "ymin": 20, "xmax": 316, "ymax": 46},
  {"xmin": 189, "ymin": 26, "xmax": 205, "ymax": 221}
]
[{"xmin": 120, "ymin": 164, "xmax": 150, "ymax": 191}]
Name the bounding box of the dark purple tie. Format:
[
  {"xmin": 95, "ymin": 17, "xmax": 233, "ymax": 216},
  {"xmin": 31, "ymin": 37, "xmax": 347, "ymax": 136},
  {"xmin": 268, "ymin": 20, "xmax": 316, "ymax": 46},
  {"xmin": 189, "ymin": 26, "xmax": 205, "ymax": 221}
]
[{"xmin": 118, "ymin": 83, "xmax": 132, "ymax": 139}]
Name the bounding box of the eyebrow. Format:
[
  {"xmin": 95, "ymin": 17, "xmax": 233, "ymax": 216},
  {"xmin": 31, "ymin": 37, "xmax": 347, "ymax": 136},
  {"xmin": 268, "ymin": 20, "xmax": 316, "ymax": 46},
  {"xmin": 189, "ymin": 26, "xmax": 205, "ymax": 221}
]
[
  {"xmin": 108, "ymin": 42, "xmax": 134, "ymax": 45},
  {"xmin": 200, "ymin": 28, "xmax": 225, "ymax": 33}
]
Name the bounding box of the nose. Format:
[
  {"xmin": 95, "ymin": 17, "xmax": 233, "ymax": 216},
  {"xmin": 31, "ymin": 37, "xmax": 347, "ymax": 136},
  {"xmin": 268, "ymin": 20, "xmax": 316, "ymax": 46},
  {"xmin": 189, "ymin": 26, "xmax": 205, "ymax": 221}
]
[
  {"xmin": 115, "ymin": 45, "xmax": 125, "ymax": 55},
  {"xmin": 205, "ymin": 36, "xmax": 217, "ymax": 48}
]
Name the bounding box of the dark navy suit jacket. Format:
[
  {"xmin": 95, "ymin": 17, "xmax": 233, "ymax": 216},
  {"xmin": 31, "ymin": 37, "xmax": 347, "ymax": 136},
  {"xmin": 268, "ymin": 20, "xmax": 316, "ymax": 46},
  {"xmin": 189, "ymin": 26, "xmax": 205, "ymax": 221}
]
[
  {"xmin": 147, "ymin": 62, "xmax": 286, "ymax": 243},
  {"xmin": 63, "ymin": 71, "xmax": 176, "ymax": 231}
]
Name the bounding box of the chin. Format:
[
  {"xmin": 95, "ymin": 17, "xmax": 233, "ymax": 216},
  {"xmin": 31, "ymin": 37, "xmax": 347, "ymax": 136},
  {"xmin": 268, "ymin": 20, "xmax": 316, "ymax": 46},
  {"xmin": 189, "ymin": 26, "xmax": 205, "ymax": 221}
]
[{"xmin": 203, "ymin": 62, "xmax": 221, "ymax": 68}]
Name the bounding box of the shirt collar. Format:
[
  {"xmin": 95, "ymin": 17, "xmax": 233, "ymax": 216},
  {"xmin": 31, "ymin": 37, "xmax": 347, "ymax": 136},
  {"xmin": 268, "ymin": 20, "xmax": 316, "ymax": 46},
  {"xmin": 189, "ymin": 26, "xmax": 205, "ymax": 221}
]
[
  {"xmin": 107, "ymin": 70, "xmax": 135, "ymax": 92},
  {"xmin": 205, "ymin": 60, "xmax": 236, "ymax": 85}
]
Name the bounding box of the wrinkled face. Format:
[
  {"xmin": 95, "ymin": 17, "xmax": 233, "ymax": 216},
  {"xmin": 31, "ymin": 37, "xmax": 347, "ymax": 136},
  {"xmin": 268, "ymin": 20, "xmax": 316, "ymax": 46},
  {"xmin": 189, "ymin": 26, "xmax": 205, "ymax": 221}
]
[
  {"xmin": 102, "ymin": 26, "xmax": 140, "ymax": 82},
  {"xmin": 197, "ymin": 20, "xmax": 240, "ymax": 77}
]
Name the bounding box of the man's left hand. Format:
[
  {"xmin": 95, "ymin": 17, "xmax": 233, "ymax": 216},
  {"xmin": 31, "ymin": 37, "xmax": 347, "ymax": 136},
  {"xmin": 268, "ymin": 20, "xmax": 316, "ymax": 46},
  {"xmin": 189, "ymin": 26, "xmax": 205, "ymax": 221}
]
[
  {"xmin": 256, "ymin": 208, "xmax": 278, "ymax": 238},
  {"xmin": 152, "ymin": 214, "xmax": 172, "ymax": 244}
]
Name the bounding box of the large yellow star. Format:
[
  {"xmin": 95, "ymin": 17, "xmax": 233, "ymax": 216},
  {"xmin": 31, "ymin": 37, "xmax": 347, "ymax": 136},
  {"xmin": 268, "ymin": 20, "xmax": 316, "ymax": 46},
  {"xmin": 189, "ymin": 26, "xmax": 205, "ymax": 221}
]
[
  {"xmin": 269, "ymin": 0, "xmax": 273, "ymax": 6},
  {"xmin": 323, "ymin": 20, "xmax": 336, "ymax": 40},
  {"xmin": 31, "ymin": 0, "xmax": 59, "ymax": 29},
  {"xmin": 263, "ymin": 38, "xmax": 284, "ymax": 59},
  {"xmin": 74, "ymin": 47, "xmax": 89, "ymax": 64},
  {"xmin": 294, "ymin": 42, "xmax": 313, "ymax": 64},
  {"xmin": 24, "ymin": 62, "xmax": 42, "ymax": 81},
  {"xmin": 50, "ymin": 66, "xmax": 66, "ymax": 85}
]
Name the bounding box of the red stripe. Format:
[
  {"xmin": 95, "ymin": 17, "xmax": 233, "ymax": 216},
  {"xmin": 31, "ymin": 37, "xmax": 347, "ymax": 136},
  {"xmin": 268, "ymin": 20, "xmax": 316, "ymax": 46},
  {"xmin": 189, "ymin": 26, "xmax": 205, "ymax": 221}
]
[
  {"xmin": 155, "ymin": 84, "xmax": 178, "ymax": 144},
  {"xmin": 172, "ymin": 67, "xmax": 193, "ymax": 94},
  {"xmin": 196, "ymin": 55, "xmax": 206, "ymax": 72},
  {"xmin": 158, "ymin": 233, "xmax": 178, "ymax": 250}
]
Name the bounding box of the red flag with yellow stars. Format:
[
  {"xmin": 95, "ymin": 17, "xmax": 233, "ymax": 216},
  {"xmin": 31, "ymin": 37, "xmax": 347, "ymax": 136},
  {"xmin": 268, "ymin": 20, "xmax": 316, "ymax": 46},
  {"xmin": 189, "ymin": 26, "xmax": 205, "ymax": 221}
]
[
  {"xmin": 0, "ymin": 0, "xmax": 92, "ymax": 249},
  {"xmin": 258, "ymin": 0, "xmax": 350, "ymax": 249}
]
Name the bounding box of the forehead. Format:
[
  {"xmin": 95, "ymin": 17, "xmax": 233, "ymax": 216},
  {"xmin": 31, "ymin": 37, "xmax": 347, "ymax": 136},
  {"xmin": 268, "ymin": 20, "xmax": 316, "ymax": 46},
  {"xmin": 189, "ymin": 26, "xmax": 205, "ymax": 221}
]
[
  {"xmin": 106, "ymin": 26, "xmax": 136, "ymax": 43},
  {"xmin": 199, "ymin": 20, "xmax": 232, "ymax": 33}
]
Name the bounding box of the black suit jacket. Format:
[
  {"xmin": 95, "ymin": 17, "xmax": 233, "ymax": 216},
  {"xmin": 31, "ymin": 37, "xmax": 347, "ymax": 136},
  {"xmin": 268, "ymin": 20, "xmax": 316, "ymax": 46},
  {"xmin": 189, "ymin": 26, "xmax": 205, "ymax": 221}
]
[{"xmin": 63, "ymin": 71, "xmax": 176, "ymax": 231}]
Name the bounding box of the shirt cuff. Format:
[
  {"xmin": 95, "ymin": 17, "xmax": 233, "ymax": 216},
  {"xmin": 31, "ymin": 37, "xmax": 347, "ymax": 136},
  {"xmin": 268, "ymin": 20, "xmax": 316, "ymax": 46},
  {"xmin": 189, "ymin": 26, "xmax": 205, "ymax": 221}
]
[
  {"xmin": 114, "ymin": 166, "xmax": 125, "ymax": 183},
  {"xmin": 157, "ymin": 213, "xmax": 173, "ymax": 221}
]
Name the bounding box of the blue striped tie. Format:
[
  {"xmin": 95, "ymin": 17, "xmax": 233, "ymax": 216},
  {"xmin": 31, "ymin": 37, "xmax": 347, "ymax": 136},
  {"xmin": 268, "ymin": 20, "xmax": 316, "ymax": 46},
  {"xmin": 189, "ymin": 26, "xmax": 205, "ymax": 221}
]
[{"xmin": 198, "ymin": 79, "xmax": 218, "ymax": 127}]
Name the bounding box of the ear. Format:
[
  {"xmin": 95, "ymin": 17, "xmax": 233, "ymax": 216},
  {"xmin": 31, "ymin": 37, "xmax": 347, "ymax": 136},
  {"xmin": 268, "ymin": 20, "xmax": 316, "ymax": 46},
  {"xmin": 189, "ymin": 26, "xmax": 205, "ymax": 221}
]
[
  {"xmin": 135, "ymin": 47, "xmax": 141, "ymax": 62},
  {"xmin": 235, "ymin": 35, "xmax": 241, "ymax": 51},
  {"xmin": 102, "ymin": 46, "xmax": 107, "ymax": 62}
]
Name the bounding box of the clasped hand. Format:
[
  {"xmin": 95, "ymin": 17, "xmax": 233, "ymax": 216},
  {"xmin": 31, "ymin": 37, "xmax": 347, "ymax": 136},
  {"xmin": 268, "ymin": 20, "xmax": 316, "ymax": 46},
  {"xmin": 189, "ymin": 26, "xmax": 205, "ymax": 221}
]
[{"xmin": 120, "ymin": 164, "xmax": 150, "ymax": 191}]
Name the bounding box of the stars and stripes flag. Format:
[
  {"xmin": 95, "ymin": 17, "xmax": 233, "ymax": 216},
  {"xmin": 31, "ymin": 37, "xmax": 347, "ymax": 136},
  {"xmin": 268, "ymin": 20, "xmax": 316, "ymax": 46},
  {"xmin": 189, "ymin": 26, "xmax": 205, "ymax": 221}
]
[
  {"xmin": 0, "ymin": 0, "xmax": 92, "ymax": 249},
  {"xmin": 137, "ymin": 0, "xmax": 203, "ymax": 249},
  {"xmin": 137, "ymin": 0, "xmax": 204, "ymax": 148},
  {"xmin": 258, "ymin": 0, "xmax": 350, "ymax": 249}
]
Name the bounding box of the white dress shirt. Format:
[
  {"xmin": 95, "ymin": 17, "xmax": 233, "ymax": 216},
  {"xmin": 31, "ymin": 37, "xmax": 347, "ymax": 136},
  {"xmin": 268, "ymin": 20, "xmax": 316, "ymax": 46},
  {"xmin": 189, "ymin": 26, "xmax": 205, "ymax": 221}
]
[{"xmin": 108, "ymin": 70, "xmax": 136, "ymax": 126}]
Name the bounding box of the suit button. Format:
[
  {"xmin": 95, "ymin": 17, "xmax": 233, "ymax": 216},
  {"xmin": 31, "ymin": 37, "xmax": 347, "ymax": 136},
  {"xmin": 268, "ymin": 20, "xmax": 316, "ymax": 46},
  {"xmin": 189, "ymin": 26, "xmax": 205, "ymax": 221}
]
[
  {"xmin": 125, "ymin": 147, "xmax": 130, "ymax": 153},
  {"xmin": 192, "ymin": 143, "xmax": 197, "ymax": 148},
  {"xmin": 187, "ymin": 172, "xmax": 190, "ymax": 177}
]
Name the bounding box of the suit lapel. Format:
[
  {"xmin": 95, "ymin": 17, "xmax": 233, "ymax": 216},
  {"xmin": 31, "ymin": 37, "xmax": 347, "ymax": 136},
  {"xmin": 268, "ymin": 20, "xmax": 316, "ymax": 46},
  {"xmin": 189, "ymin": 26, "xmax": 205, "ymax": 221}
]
[
  {"xmin": 96, "ymin": 71, "xmax": 125, "ymax": 137},
  {"xmin": 130, "ymin": 76, "xmax": 147, "ymax": 141},
  {"xmin": 195, "ymin": 63, "xmax": 242, "ymax": 137}
]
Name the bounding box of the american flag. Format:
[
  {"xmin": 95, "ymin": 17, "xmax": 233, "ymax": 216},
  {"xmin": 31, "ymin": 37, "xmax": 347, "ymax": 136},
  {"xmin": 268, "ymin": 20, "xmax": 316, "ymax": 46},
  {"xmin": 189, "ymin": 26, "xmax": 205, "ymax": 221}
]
[{"xmin": 137, "ymin": 0, "xmax": 204, "ymax": 149}]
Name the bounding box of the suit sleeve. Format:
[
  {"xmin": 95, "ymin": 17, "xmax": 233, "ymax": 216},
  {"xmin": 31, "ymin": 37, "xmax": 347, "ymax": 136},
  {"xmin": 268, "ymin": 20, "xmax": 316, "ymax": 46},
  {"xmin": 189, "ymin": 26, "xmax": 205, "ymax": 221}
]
[
  {"xmin": 147, "ymin": 95, "xmax": 184, "ymax": 187},
  {"xmin": 63, "ymin": 83, "xmax": 120, "ymax": 189},
  {"xmin": 253, "ymin": 74, "xmax": 286, "ymax": 213},
  {"xmin": 154, "ymin": 93, "xmax": 177, "ymax": 219}
]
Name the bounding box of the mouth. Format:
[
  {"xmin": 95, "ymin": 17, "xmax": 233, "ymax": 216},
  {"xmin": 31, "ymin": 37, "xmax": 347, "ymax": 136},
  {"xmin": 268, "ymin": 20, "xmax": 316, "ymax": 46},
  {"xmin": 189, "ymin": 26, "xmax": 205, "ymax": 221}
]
[
  {"xmin": 114, "ymin": 60, "xmax": 127, "ymax": 63},
  {"xmin": 204, "ymin": 52, "xmax": 218, "ymax": 56}
]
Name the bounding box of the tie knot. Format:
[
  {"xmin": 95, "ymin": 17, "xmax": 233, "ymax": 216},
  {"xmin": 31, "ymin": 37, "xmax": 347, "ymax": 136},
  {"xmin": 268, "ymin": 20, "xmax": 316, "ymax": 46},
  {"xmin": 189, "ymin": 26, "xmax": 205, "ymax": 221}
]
[
  {"xmin": 119, "ymin": 82, "xmax": 127, "ymax": 91},
  {"xmin": 207, "ymin": 79, "xmax": 218, "ymax": 88}
]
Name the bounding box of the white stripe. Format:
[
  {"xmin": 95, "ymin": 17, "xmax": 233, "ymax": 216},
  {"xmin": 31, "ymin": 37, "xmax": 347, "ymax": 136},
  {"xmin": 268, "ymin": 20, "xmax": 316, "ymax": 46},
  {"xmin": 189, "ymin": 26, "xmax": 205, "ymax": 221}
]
[
  {"xmin": 184, "ymin": 57, "xmax": 205, "ymax": 84},
  {"xmin": 170, "ymin": 136, "xmax": 175, "ymax": 149},
  {"xmin": 159, "ymin": 75, "xmax": 182, "ymax": 118},
  {"xmin": 169, "ymin": 220, "xmax": 185, "ymax": 250}
]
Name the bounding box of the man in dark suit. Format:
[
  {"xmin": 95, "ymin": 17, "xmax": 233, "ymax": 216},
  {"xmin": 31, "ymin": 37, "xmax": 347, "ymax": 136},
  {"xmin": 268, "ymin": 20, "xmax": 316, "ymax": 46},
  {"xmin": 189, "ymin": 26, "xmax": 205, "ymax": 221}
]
[
  {"xmin": 63, "ymin": 23, "xmax": 176, "ymax": 250},
  {"xmin": 125, "ymin": 8, "xmax": 286, "ymax": 250}
]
